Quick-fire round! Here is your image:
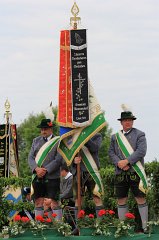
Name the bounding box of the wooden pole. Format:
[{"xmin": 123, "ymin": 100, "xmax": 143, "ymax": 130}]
[{"xmin": 77, "ymin": 158, "xmax": 81, "ymax": 212}]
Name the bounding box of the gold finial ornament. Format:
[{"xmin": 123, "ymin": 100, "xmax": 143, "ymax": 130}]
[
  {"xmin": 70, "ymin": 1, "xmax": 81, "ymax": 29},
  {"xmin": 5, "ymin": 99, "xmax": 10, "ymax": 112},
  {"xmin": 4, "ymin": 99, "xmax": 12, "ymax": 123}
]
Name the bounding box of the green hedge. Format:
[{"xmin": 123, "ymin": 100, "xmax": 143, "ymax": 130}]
[
  {"xmin": 0, "ymin": 161, "xmax": 159, "ymax": 230},
  {"xmin": 0, "ymin": 177, "xmax": 33, "ymax": 230}
]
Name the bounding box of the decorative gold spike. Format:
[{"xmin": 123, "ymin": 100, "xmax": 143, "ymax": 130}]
[
  {"xmin": 4, "ymin": 99, "xmax": 12, "ymax": 123},
  {"xmin": 70, "ymin": 1, "xmax": 81, "ymax": 29},
  {"xmin": 71, "ymin": 1, "xmax": 79, "ymax": 16},
  {"xmin": 5, "ymin": 99, "xmax": 10, "ymax": 112}
]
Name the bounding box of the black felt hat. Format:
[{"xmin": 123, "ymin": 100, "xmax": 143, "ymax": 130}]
[
  {"xmin": 117, "ymin": 111, "xmax": 137, "ymax": 121},
  {"xmin": 37, "ymin": 119, "xmax": 53, "ymax": 128},
  {"xmin": 22, "ymin": 187, "xmax": 31, "ymax": 196}
]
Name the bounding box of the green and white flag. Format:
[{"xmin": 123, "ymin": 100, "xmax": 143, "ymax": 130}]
[
  {"xmin": 58, "ymin": 84, "xmax": 106, "ymax": 165},
  {"xmin": 115, "ymin": 131, "xmax": 148, "ymax": 194},
  {"xmin": 58, "ymin": 84, "xmax": 106, "ymax": 197},
  {"xmin": 81, "ymin": 146, "xmax": 104, "ymax": 197}
]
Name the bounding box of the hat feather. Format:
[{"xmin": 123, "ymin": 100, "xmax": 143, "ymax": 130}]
[
  {"xmin": 121, "ymin": 104, "xmax": 131, "ymax": 112},
  {"xmin": 43, "ymin": 102, "xmax": 54, "ymax": 121}
]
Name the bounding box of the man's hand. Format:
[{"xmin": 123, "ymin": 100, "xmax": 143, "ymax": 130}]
[
  {"xmin": 122, "ymin": 165, "xmax": 130, "ymax": 171},
  {"xmin": 35, "ymin": 167, "xmax": 47, "ymax": 178},
  {"xmin": 118, "ymin": 159, "xmax": 129, "ymax": 169},
  {"xmin": 74, "ymin": 156, "xmax": 82, "ymax": 164}
]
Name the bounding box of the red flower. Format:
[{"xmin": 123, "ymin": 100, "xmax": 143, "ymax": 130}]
[
  {"xmin": 88, "ymin": 214, "xmax": 94, "ymax": 218},
  {"xmin": 36, "ymin": 215, "xmax": 44, "ymax": 222},
  {"xmin": 125, "ymin": 212, "xmax": 135, "ymax": 219},
  {"xmin": 21, "ymin": 217, "xmax": 30, "ymax": 222},
  {"xmin": 44, "ymin": 212, "xmax": 48, "ymax": 217},
  {"xmin": 109, "ymin": 210, "xmax": 115, "ymax": 215},
  {"xmin": 14, "ymin": 215, "xmax": 21, "ymax": 221},
  {"xmin": 105, "ymin": 210, "xmax": 110, "ymax": 214},
  {"xmin": 52, "ymin": 213, "xmax": 57, "ymax": 218},
  {"xmin": 77, "ymin": 210, "xmax": 85, "ymax": 218},
  {"xmin": 98, "ymin": 209, "xmax": 106, "ymax": 217},
  {"xmin": 45, "ymin": 218, "xmax": 52, "ymax": 223}
]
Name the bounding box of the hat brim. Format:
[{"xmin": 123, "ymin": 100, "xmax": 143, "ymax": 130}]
[
  {"xmin": 117, "ymin": 117, "xmax": 137, "ymax": 121},
  {"xmin": 37, "ymin": 125, "xmax": 52, "ymax": 128}
]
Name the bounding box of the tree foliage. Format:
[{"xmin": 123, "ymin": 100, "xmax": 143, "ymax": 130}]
[
  {"xmin": 99, "ymin": 124, "xmax": 112, "ymax": 168},
  {"xmin": 17, "ymin": 112, "xmax": 45, "ymax": 177}
]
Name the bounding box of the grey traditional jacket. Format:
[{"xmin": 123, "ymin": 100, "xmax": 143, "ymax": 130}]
[
  {"xmin": 108, "ymin": 128, "xmax": 147, "ymax": 175},
  {"xmin": 28, "ymin": 135, "xmax": 63, "ymax": 179},
  {"xmin": 71, "ymin": 133, "xmax": 102, "ymax": 175},
  {"xmin": 60, "ymin": 174, "xmax": 73, "ymax": 199}
]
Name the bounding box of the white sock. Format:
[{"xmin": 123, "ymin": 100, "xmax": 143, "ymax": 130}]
[
  {"xmin": 118, "ymin": 204, "xmax": 128, "ymax": 220},
  {"xmin": 53, "ymin": 207, "xmax": 63, "ymax": 221},
  {"xmin": 35, "ymin": 206, "xmax": 44, "ymax": 218},
  {"xmin": 138, "ymin": 203, "xmax": 148, "ymax": 230}
]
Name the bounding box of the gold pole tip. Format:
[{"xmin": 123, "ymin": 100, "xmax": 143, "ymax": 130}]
[
  {"xmin": 5, "ymin": 99, "xmax": 10, "ymax": 112},
  {"xmin": 70, "ymin": 1, "xmax": 81, "ymax": 28}
]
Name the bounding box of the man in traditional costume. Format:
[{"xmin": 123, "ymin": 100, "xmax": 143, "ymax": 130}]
[
  {"xmin": 28, "ymin": 119, "xmax": 63, "ymax": 219},
  {"xmin": 72, "ymin": 133, "xmax": 104, "ymax": 217},
  {"xmin": 108, "ymin": 109, "xmax": 148, "ymax": 233}
]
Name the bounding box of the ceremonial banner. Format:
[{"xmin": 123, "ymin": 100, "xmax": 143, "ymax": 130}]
[
  {"xmin": 9, "ymin": 124, "xmax": 19, "ymax": 177},
  {"xmin": 57, "ymin": 29, "xmax": 89, "ymax": 128},
  {"xmin": 57, "ymin": 23, "xmax": 106, "ymax": 197},
  {"xmin": 58, "ymin": 83, "xmax": 106, "ymax": 166},
  {"xmin": 0, "ymin": 124, "xmax": 19, "ymax": 177},
  {"xmin": 0, "ymin": 123, "xmax": 21, "ymax": 219},
  {"xmin": 5, "ymin": 187, "xmax": 22, "ymax": 220},
  {"xmin": 57, "ymin": 30, "xmax": 73, "ymax": 127},
  {"xmin": 70, "ymin": 29, "xmax": 89, "ymax": 126},
  {"xmin": 0, "ymin": 124, "xmax": 9, "ymax": 177}
]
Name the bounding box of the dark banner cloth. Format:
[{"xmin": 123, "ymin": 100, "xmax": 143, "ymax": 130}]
[
  {"xmin": 70, "ymin": 29, "xmax": 89, "ymax": 126},
  {"xmin": 0, "ymin": 124, "xmax": 9, "ymax": 177}
]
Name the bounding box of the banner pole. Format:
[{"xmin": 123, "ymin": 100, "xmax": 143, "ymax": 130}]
[
  {"xmin": 77, "ymin": 161, "xmax": 81, "ymax": 212},
  {"xmin": 77, "ymin": 149, "xmax": 82, "ymax": 212},
  {"xmin": 70, "ymin": 2, "xmax": 82, "ymax": 213},
  {"xmin": 4, "ymin": 100, "xmax": 11, "ymax": 178}
]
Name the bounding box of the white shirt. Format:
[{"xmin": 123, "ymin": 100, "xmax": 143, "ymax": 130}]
[
  {"xmin": 123, "ymin": 129, "xmax": 131, "ymax": 135},
  {"xmin": 46, "ymin": 135, "xmax": 52, "ymax": 141},
  {"xmin": 64, "ymin": 172, "xmax": 72, "ymax": 180}
]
